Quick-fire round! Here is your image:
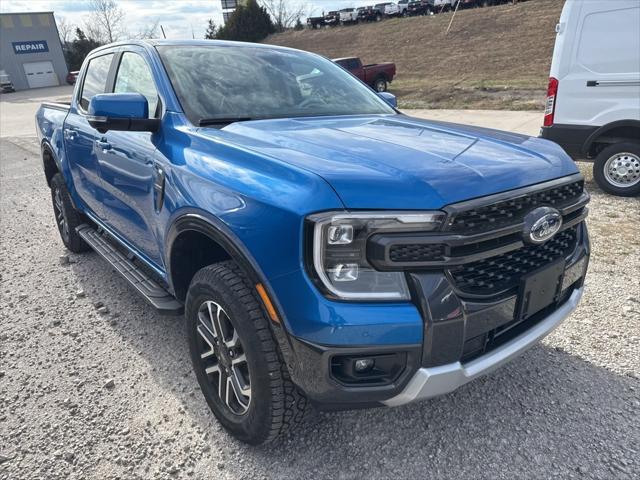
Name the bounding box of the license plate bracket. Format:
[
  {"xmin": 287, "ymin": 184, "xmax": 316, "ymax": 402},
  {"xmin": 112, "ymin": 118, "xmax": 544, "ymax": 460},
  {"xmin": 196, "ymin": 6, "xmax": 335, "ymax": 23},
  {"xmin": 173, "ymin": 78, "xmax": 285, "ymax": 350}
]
[{"xmin": 517, "ymin": 258, "xmax": 566, "ymax": 320}]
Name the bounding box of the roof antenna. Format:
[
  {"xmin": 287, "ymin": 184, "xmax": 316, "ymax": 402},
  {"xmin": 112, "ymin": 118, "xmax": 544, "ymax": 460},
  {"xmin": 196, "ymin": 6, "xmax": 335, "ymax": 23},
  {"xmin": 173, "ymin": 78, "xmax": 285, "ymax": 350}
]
[{"xmin": 160, "ymin": 24, "xmax": 167, "ymax": 39}]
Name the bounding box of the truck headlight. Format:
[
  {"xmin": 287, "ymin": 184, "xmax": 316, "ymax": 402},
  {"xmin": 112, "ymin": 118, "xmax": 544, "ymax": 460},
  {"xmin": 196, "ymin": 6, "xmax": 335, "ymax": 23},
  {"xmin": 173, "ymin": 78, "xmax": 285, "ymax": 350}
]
[{"xmin": 306, "ymin": 211, "xmax": 445, "ymax": 301}]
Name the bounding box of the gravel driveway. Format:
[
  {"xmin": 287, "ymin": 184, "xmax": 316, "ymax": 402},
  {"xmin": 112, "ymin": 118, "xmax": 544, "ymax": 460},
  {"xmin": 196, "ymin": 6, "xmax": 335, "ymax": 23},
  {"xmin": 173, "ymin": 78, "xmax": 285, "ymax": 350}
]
[{"xmin": 1, "ymin": 129, "xmax": 638, "ymax": 479}]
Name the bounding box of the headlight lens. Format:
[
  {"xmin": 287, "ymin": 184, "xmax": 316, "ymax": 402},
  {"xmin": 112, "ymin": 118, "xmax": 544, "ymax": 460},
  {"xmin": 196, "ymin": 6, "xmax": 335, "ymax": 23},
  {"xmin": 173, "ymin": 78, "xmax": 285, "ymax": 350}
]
[{"xmin": 307, "ymin": 211, "xmax": 445, "ymax": 301}]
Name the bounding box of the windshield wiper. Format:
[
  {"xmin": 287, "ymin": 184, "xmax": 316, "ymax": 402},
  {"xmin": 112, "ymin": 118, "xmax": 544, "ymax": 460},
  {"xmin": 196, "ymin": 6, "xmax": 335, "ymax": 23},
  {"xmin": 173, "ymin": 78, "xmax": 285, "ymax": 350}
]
[{"xmin": 198, "ymin": 117, "xmax": 253, "ymax": 127}]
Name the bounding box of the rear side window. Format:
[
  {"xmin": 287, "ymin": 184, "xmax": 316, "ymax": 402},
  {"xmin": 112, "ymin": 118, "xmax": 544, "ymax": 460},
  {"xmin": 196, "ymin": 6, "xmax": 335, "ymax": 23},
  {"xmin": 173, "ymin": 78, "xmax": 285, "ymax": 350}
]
[
  {"xmin": 80, "ymin": 54, "xmax": 114, "ymax": 111},
  {"xmin": 347, "ymin": 59, "xmax": 360, "ymax": 70},
  {"xmin": 577, "ymin": 6, "xmax": 640, "ymax": 75},
  {"xmin": 114, "ymin": 52, "xmax": 159, "ymax": 117}
]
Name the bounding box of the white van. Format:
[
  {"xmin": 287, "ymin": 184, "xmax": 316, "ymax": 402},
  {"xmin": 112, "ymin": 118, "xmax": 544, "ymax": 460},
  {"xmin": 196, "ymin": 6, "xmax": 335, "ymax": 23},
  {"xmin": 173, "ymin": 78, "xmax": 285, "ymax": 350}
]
[{"xmin": 540, "ymin": 0, "xmax": 640, "ymax": 196}]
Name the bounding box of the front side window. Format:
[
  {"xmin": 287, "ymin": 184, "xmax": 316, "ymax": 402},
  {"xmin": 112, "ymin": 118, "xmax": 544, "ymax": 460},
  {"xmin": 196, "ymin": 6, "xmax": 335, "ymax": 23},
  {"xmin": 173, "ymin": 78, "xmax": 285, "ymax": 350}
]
[
  {"xmin": 157, "ymin": 45, "xmax": 395, "ymax": 125},
  {"xmin": 114, "ymin": 52, "xmax": 159, "ymax": 117},
  {"xmin": 80, "ymin": 54, "xmax": 114, "ymax": 111}
]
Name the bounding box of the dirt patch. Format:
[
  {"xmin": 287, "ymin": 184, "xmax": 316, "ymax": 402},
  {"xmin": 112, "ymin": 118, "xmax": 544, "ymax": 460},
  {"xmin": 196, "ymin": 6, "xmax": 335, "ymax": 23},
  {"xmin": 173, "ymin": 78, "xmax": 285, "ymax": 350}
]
[{"xmin": 266, "ymin": 0, "xmax": 563, "ymax": 110}]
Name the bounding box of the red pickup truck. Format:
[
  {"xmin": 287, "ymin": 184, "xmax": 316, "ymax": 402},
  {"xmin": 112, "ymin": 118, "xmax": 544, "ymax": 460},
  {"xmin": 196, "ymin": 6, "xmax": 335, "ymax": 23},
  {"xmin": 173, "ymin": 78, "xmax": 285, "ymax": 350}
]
[{"xmin": 333, "ymin": 57, "xmax": 396, "ymax": 92}]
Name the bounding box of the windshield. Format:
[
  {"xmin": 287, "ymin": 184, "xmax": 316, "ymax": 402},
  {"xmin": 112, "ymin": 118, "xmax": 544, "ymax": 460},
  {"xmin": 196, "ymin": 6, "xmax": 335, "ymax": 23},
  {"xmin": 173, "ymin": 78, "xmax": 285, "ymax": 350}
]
[{"xmin": 157, "ymin": 45, "xmax": 395, "ymax": 125}]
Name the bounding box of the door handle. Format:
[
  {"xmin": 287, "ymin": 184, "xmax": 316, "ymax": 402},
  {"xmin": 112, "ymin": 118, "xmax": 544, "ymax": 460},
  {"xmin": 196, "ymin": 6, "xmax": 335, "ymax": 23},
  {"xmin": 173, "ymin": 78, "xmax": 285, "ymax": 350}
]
[
  {"xmin": 95, "ymin": 139, "xmax": 112, "ymax": 151},
  {"xmin": 64, "ymin": 128, "xmax": 77, "ymax": 141},
  {"xmin": 587, "ymin": 79, "xmax": 640, "ymax": 87}
]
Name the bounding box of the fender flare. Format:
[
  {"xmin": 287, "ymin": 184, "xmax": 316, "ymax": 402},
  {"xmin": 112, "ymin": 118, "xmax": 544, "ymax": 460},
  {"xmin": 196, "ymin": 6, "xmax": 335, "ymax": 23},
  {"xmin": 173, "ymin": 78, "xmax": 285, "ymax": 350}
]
[
  {"xmin": 40, "ymin": 139, "xmax": 62, "ymax": 183},
  {"xmin": 581, "ymin": 119, "xmax": 640, "ymax": 156},
  {"xmin": 164, "ymin": 209, "xmax": 297, "ymax": 363}
]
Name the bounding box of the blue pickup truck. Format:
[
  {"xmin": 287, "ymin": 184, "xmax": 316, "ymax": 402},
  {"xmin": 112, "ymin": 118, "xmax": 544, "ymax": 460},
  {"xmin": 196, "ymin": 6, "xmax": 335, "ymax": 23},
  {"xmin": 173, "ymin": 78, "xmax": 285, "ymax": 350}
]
[{"xmin": 37, "ymin": 40, "xmax": 590, "ymax": 445}]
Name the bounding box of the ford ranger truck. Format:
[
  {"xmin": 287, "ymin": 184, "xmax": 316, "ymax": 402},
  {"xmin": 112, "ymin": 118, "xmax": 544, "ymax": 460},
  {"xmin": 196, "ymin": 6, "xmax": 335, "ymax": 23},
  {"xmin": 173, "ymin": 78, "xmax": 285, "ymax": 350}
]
[{"xmin": 36, "ymin": 40, "xmax": 590, "ymax": 445}]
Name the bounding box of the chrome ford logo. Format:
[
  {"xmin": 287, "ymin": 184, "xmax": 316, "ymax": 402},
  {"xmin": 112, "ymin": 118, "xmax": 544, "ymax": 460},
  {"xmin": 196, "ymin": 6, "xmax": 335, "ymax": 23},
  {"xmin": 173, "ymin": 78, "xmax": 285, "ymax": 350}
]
[{"xmin": 523, "ymin": 207, "xmax": 562, "ymax": 244}]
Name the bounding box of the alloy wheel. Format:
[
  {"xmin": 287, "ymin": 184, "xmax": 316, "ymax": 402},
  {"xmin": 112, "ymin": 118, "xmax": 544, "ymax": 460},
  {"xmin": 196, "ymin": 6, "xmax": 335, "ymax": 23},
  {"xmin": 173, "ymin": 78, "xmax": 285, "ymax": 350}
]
[
  {"xmin": 196, "ymin": 300, "xmax": 251, "ymax": 415},
  {"xmin": 53, "ymin": 188, "xmax": 69, "ymax": 242}
]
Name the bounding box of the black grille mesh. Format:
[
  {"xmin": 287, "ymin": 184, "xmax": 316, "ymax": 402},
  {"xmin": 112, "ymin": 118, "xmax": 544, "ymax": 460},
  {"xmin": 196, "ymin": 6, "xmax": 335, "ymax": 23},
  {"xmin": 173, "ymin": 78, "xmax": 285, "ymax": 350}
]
[
  {"xmin": 447, "ymin": 180, "xmax": 584, "ymax": 234},
  {"xmin": 449, "ymin": 227, "xmax": 578, "ymax": 295},
  {"xmin": 389, "ymin": 243, "xmax": 445, "ymax": 263}
]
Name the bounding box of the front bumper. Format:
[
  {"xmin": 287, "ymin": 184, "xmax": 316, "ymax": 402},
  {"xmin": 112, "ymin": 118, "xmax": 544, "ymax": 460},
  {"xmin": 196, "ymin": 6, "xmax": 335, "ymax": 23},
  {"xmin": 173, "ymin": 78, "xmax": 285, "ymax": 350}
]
[
  {"xmin": 280, "ymin": 220, "xmax": 588, "ymax": 410},
  {"xmin": 383, "ymin": 287, "xmax": 583, "ymax": 406}
]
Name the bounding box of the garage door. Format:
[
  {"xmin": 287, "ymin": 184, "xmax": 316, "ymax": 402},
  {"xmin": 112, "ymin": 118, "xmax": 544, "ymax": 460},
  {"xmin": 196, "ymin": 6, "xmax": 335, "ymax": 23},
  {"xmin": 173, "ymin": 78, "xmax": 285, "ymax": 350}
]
[{"xmin": 23, "ymin": 61, "xmax": 59, "ymax": 88}]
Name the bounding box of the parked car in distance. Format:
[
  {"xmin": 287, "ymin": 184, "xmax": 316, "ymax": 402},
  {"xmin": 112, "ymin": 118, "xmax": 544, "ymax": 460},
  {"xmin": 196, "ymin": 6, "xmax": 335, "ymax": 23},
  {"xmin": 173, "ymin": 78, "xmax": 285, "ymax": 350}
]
[
  {"xmin": 357, "ymin": 5, "xmax": 383, "ymax": 22},
  {"xmin": 333, "ymin": 56, "xmax": 396, "ymax": 92},
  {"xmin": 306, "ymin": 16, "xmax": 325, "ymax": 29},
  {"xmin": 339, "ymin": 8, "xmax": 359, "ymax": 24},
  {"xmin": 426, "ymin": 0, "xmax": 453, "ymax": 13},
  {"xmin": 373, "ymin": 2, "xmax": 394, "ymax": 17},
  {"xmin": 324, "ymin": 10, "xmax": 340, "ymax": 26},
  {"xmin": 540, "ymin": 0, "xmax": 640, "ymax": 196},
  {"xmin": 66, "ymin": 71, "xmax": 79, "ymax": 85},
  {"xmin": 407, "ymin": 0, "xmax": 429, "ymax": 15},
  {"xmin": 0, "ymin": 70, "xmax": 15, "ymax": 93},
  {"xmin": 384, "ymin": 2, "xmax": 400, "ymax": 16},
  {"xmin": 397, "ymin": 0, "xmax": 411, "ymax": 16},
  {"xmin": 37, "ymin": 40, "xmax": 590, "ymax": 447}
]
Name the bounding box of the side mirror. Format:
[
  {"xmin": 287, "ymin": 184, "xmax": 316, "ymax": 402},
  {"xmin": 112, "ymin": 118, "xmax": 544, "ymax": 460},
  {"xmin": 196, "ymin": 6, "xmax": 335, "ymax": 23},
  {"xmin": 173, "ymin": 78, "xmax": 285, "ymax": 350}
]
[
  {"xmin": 87, "ymin": 93, "xmax": 159, "ymax": 134},
  {"xmin": 377, "ymin": 91, "xmax": 397, "ymax": 108}
]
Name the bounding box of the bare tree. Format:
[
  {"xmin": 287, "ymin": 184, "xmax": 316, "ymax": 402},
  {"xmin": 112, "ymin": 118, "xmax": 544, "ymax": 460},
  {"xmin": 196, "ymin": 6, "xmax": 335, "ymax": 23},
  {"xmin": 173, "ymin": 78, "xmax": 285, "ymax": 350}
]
[
  {"xmin": 135, "ymin": 19, "xmax": 160, "ymax": 39},
  {"xmin": 56, "ymin": 16, "xmax": 74, "ymax": 45},
  {"xmin": 86, "ymin": 0, "xmax": 126, "ymax": 43},
  {"xmin": 260, "ymin": 0, "xmax": 307, "ymax": 32}
]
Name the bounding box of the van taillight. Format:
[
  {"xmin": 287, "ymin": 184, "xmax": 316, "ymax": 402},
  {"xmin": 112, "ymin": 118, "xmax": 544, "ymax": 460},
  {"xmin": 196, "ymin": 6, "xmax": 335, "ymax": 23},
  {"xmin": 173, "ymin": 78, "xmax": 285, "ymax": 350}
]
[{"xmin": 543, "ymin": 77, "xmax": 558, "ymax": 127}]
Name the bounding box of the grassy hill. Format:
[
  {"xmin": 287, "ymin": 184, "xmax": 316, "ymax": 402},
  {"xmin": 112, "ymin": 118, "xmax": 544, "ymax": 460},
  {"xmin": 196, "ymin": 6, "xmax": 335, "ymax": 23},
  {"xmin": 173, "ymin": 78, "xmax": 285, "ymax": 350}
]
[{"xmin": 265, "ymin": 0, "xmax": 563, "ymax": 110}]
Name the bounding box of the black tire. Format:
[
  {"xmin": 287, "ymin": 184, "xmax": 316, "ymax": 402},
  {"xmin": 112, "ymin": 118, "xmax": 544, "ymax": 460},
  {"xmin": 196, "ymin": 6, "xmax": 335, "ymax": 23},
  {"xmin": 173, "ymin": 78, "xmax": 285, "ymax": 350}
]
[
  {"xmin": 592, "ymin": 143, "xmax": 640, "ymax": 197},
  {"xmin": 186, "ymin": 261, "xmax": 310, "ymax": 445},
  {"xmin": 373, "ymin": 77, "xmax": 388, "ymax": 92},
  {"xmin": 50, "ymin": 173, "xmax": 90, "ymax": 253}
]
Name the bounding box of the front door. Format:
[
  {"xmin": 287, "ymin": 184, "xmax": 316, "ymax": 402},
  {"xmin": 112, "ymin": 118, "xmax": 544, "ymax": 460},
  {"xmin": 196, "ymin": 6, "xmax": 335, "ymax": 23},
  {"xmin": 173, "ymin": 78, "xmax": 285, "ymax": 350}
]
[
  {"xmin": 97, "ymin": 49, "xmax": 164, "ymax": 267},
  {"xmin": 64, "ymin": 53, "xmax": 115, "ymax": 219}
]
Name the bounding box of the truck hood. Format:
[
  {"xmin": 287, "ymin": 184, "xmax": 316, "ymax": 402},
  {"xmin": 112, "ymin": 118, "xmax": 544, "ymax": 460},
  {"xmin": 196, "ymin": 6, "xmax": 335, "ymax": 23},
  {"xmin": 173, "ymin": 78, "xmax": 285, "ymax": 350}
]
[{"xmin": 214, "ymin": 114, "xmax": 578, "ymax": 209}]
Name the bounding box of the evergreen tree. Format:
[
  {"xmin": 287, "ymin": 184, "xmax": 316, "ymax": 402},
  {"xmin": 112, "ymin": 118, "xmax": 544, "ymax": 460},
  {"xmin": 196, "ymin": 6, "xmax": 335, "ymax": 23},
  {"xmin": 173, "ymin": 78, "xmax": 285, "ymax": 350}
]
[
  {"xmin": 64, "ymin": 28, "xmax": 103, "ymax": 70},
  {"xmin": 216, "ymin": 0, "xmax": 275, "ymax": 42},
  {"xmin": 204, "ymin": 18, "xmax": 217, "ymax": 39},
  {"xmin": 294, "ymin": 18, "xmax": 304, "ymax": 31}
]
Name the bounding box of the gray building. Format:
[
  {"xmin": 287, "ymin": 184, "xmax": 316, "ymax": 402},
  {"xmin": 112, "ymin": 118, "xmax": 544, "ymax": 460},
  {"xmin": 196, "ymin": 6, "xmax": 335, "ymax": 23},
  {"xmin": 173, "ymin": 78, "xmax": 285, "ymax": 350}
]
[{"xmin": 0, "ymin": 12, "xmax": 68, "ymax": 90}]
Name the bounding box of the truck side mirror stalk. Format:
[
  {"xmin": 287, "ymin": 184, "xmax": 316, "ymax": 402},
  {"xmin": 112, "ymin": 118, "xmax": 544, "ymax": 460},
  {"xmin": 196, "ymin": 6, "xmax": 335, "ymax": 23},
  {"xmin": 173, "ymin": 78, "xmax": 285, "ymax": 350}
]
[{"xmin": 87, "ymin": 93, "xmax": 159, "ymax": 133}]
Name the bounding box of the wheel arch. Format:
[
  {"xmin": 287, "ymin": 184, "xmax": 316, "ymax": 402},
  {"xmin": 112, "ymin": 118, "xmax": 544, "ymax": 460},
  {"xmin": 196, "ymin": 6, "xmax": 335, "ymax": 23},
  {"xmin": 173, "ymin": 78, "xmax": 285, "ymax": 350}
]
[
  {"xmin": 165, "ymin": 209, "xmax": 297, "ymax": 366},
  {"xmin": 582, "ymin": 120, "xmax": 640, "ymax": 158},
  {"xmin": 41, "ymin": 140, "xmax": 61, "ymax": 187}
]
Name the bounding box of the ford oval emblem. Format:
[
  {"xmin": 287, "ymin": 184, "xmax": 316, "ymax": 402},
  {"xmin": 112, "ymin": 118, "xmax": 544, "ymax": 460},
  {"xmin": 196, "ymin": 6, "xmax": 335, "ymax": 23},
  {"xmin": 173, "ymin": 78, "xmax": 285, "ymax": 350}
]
[{"xmin": 523, "ymin": 207, "xmax": 563, "ymax": 244}]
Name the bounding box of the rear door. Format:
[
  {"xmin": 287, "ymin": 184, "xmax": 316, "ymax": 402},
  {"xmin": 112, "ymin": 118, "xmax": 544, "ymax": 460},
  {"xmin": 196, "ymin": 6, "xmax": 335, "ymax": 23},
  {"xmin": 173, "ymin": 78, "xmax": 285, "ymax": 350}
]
[
  {"xmin": 554, "ymin": 0, "xmax": 640, "ymax": 127},
  {"xmin": 97, "ymin": 48, "xmax": 164, "ymax": 267},
  {"xmin": 64, "ymin": 52, "xmax": 116, "ymax": 219}
]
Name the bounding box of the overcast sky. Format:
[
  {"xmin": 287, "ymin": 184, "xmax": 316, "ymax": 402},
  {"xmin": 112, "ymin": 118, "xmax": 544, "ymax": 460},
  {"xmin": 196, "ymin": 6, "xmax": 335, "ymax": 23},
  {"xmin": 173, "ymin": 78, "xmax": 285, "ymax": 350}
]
[{"xmin": 0, "ymin": 0, "xmax": 365, "ymax": 40}]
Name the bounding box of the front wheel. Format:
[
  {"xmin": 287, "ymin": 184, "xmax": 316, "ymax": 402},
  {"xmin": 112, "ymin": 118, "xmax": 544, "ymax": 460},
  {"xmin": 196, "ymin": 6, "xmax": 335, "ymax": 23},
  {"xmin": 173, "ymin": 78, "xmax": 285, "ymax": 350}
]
[
  {"xmin": 593, "ymin": 143, "xmax": 640, "ymax": 196},
  {"xmin": 373, "ymin": 77, "xmax": 388, "ymax": 92},
  {"xmin": 186, "ymin": 261, "xmax": 310, "ymax": 445}
]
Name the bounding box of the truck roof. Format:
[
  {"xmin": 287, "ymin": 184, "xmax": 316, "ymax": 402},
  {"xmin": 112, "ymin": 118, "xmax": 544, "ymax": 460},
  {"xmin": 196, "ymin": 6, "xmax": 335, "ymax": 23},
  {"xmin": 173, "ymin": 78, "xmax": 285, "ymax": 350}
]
[{"xmin": 89, "ymin": 39, "xmax": 301, "ymax": 55}]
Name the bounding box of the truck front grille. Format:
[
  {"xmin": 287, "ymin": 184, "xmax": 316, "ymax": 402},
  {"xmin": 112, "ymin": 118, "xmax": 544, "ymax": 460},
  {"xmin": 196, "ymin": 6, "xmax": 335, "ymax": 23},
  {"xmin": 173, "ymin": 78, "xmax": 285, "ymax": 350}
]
[
  {"xmin": 449, "ymin": 226, "xmax": 578, "ymax": 296},
  {"xmin": 389, "ymin": 243, "xmax": 445, "ymax": 263},
  {"xmin": 447, "ymin": 180, "xmax": 584, "ymax": 234}
]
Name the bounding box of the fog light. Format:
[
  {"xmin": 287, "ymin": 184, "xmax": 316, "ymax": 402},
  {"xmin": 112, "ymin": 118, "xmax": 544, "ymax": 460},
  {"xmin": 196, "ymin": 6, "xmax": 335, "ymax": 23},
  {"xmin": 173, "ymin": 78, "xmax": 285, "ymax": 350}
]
[
  {"xmin": 354, "ymin": 358, "xmax": 374, "ymax": 373},
  {"xmin": 329, "ymin": 263, "xmax": 359, "ymax": 282},
  {"xmin": 327, "ymin": 225, "xmax": 353, "ymax": 245}
]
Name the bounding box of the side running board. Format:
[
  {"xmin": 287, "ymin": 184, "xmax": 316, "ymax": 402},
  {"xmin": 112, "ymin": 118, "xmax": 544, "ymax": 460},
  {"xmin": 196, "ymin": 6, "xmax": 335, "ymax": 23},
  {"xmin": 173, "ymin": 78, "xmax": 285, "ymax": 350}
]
[{"xmin": 76, "ymin": 224, "xmax": 183, "ymax": 315}]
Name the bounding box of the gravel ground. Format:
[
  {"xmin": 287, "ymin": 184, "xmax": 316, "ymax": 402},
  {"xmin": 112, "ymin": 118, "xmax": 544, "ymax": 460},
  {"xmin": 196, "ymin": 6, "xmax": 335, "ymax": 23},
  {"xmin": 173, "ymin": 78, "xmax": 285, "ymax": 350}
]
[{"xmin": 1, "ymin": 134, "xmax": 638, "ymax": 480}]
